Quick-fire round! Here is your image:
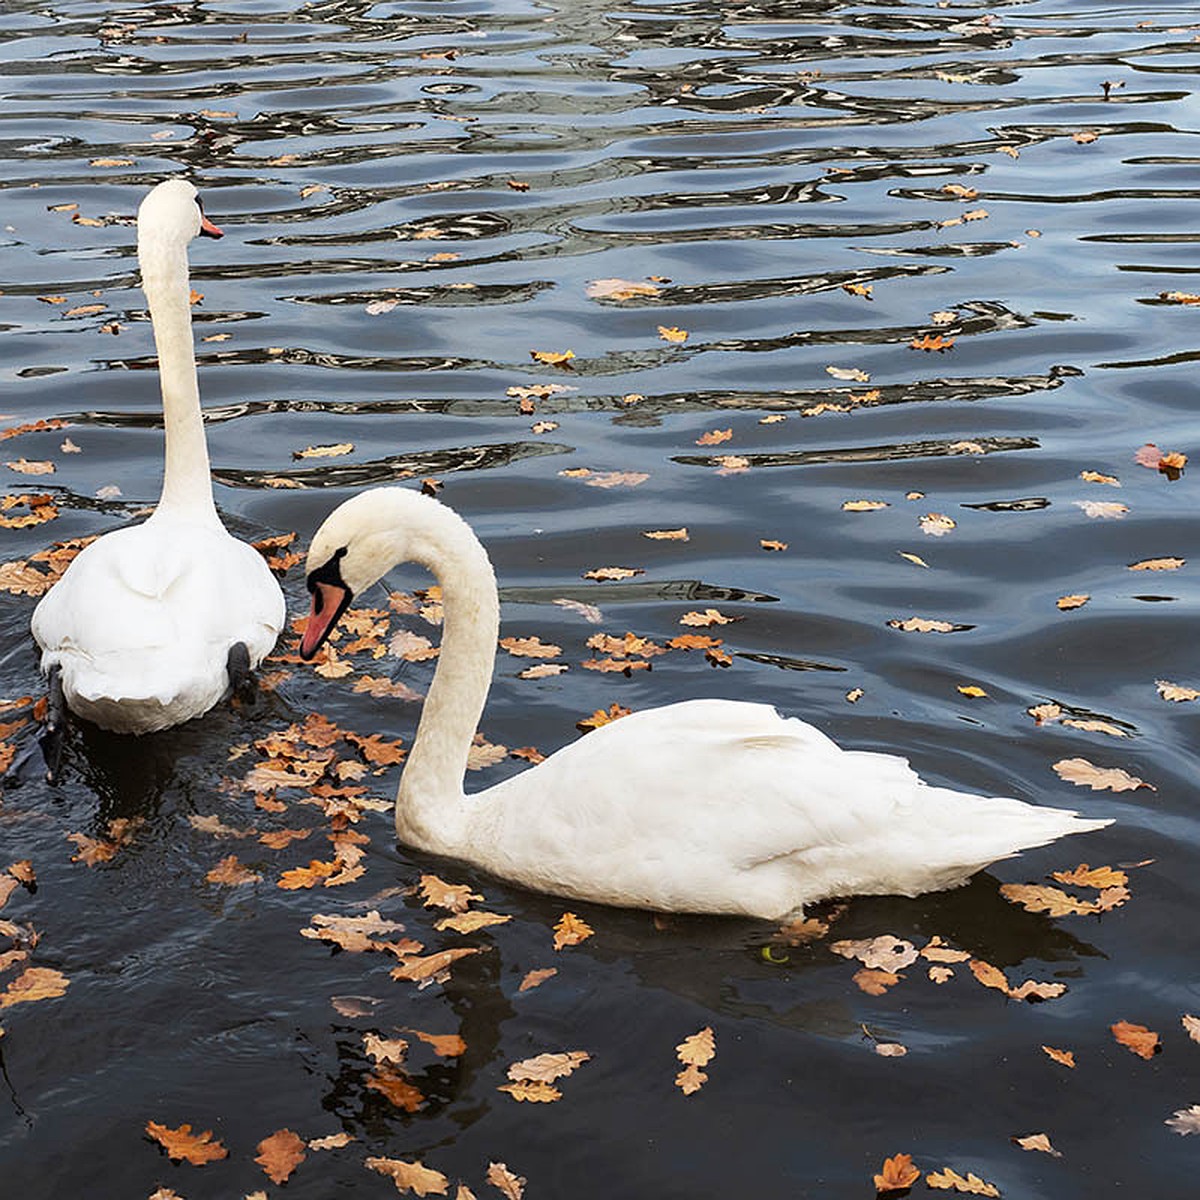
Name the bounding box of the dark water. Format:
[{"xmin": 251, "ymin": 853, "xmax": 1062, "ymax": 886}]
[{"xmin": 2, "ymin": 0, "xmax": 1199, "ymax": 1195}]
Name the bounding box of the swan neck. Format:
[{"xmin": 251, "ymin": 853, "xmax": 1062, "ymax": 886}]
[
  {"xmin": 394, "ymin": 505, "xmax": 499, "ymax": 849},
  {"xmin": 139, "ymin": 233, "xmax": 217, "ymax": 521}
]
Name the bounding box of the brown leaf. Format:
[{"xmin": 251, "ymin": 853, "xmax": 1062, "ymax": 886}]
[
  {"xmin": 1130, "ymin": 556, "xmax": 1185, "ymax": 571},
  {"xmin": 1052, "ymin": 757, "xmax": 1153, "ymax": 792},
  {"xmin": 498, "ymin": 1080, "xmax": 561, "ymax": 1102},
  {"xmin": 1182, "ymin": 1014, "xmax": 1200, "ymax": 1044},
  {"xmin": 278, "ymin": 859, "xmax": 340, "ymax": 890},
  {"xmin": 831, "ymin": 936, "xmax": 918, "ymax": 972},
  {"xmin": 586, "ymin": 278, "xmax": 662, "ymax": 301},
  {"xmin": 389, "ymin": 947, "xmax": 480, "ymax": 982},
  {"xmin": 367, "ymin": 1068, "xmax": 425, "ymax": 1111},
  {"xmin": 843, "ymin": 499, "xmax": 889, "ymax": 512},
  {"xmin": 1051, "ymin": 863, "xmax": 1128, "ymax": 889},
  {"xmin": 255, "ymin": 1128, "xmax": 306, "ymax": 1184},
  {"xmin": 552, "ymin": 911, "xmax": 593, "ymax": 950},
  {"xmin": 910, "ymin": 333, "xmax": 955, "ymax": 352},
  {"xmin": 582, "ymin": 566, "xmax": 643, "ymax": 582},
  {"xmin": 205, "ymin": 855, "xmax": 261, "ymax": 886},
  {"xmin": 518, "ymin": 663, "xmax": 568, "ymax": 681},
  {"xmin": 0, "ymin": 966, "xmax": 69, "ymax": 1008},
  {"xmin": 1011, "ymin": 1132, "xmax": 1061, "ymax": 1157},
  {"xmin": 309, "ymin": 1131, "xmax": 354, "ymax": 1150},
  {"xmin": 874, "ymin": 1152, "xmax": 921, "ymax": 1193},
  {"xmin": 1072, "ymin": 130, "xmax": 1099, "ymax": 143},
  {"xmin": 293, "ymin": 442, "xmax": 353, "ymax": 460},
  {"xmin": 419, "ymin": 874, "xmax": 481, "ymax": 913},
  {"xmin": 499, "ymin": 636, "xmax": 561, "ymax": 659},
  {"xmin": 696, "ymin": 428, "xmax": 732, "ymax": 446},
  {"xmin": 576, "ymin": 703, "xmax": 631, "ymax": 731},
  {"xmin": 999, "ymin": 883, "xmax": 1098, "ymax": 917},
  {"xmin": 508, "ymin": 1050, "xmax": 590, "ymax": 1083},
  {"xmin": 674, "ymin": 1063, "xmax": 708, "ymax": 1095},
  {"xmin": 925, "ymin": 1166, "xmax": 999, "ymax": 1195},
  {"xmin": 145, "ymin": 1121, "xmax": 228, "ymax": 1165},
  {"xmin": 1157, "ymin": 679, "xmax": 1200, "ymax": 702},
  {"xmin": 643, "ymin": 527, "xmax": 689, "ymax": 540},
  {"xmin": 887, "ymin": 617, "xmax": 958, "ymax": 633},
  {"xmin": 435, "ymin": 910, "xmax": 511, "ymax": 934},
  {"xmin": 366, "ymin": 1156, "xmax": 450, "ymax": 1196},
  {"xmin": 7, "ymin": 861, "xmax": 34, "ymax": 887},
  {"xmin": 676, "ymin": 1027, "xmax": 715, "ymax": 1067},
  {"xmin": 346, "ymin": 732, "xmax": 406, "ymax": 765},
  {"xmin": 968, "ymin": 959, "xmax": 1010, "ymax": 995},
  {"xmin": 1057, "ymin": 594, "xmax": 1090, "ymax": 611},
  {"xmin": 530, "ymin": 348, "xmax": 575, "ymax": 366},
  {"xmin": 486, "ymin": 1162, "xmax": 526, "ymax": 1200},
  {"xmin": 1007, "ymin": 979, "xmax": 1067, "ymax": 1002},
  {"xmin": 518, "ymin": 967, "xmax": 557, "ymax": 992},
  {"xmin": 919, "ymin": 936, "xmax": 971, "ymax": 964},
  {"xmin": 4, "ymin": 459, "xmax": 54, "ymax": 476},
  {"xmin": 852, "ymin": 968, "xmax": 902, "ymax": 996},
  {"xmin": 363, "ymin": 1034, "xmax": 409, "ymax": 1064},
  {"xmin": 1042, "ymin": 1045, "xmax": 1075, "ymax": 1068},
  {"xmin": 679, "ymin": 608, "xmax": 739, "ymax": 627},
  {"xmin": 406, "ymin": 1028, "xmax": 467, "ymax": 1057},
  {"xmin": 928, "ymin": 966, "xmax": 955, "ymax": 984},
  {"xmin": 760, "ymin": 539, "xmax": 788, "ymax": 552},
  {"xmin": 1111, "ymin": 1019, "xmax": 1160, "ymax": 1060},
  {"xmin": 1079, "ymin": 469, "xmax": 1120, "ymax": 485}
]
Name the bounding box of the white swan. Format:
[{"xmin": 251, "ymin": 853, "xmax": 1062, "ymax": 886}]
[
  {"xmin": 31, "ymin": 179, "xmax": 284, "ymax": 737},
  {"xmin": 299, "ymin": 487, "xmax": 1111, "ymax": 919}
]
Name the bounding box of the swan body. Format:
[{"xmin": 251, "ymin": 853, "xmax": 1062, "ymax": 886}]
[
  {"xmin": 31, "ymin": 179, "xmax": 284, "ymax": 734},
  {"xmin": 300, "ymin": 487, "xmax": 1111, "ymax": 920}
]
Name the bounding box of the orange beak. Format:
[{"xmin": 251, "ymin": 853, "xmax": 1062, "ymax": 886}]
[{"xmin": 300, "ymin": 580, "xmax": 351, "ymax": 660}]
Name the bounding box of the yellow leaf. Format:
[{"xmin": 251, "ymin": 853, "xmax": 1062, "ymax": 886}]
[
  {"xmin": 759, "ymin": 539, "xmax": 787, "ymax": 552},
  {"xmin": 498, "ymin": 636, "xmax": 561, "ymax": 659},
  {"xmin": 486, "ymin": 1162, "xmax": 526, "ymax": 1200},
  {"xmin": 657, "ymin": 325, "xmax": 688, "ymax": 342},
  {"xmin": 498, "ymin": 1080, "xmax": 561, "ymax": 1102},
  {"xmin": 1051, "ymin": 863, "xmax": 1128, "ymax": 889},
  {"xmin": 898, "ymin": 551, "xmax": 929, "ymax": 568},
  {"xmin": 508, "ymin": 1049, "xmax": 590, "ymax": 1082},
  {"xmin": 696, "ymin": 428, "xmax": 732, "ymax": 446},
  {"xmin": 419, "ymin": 874, "xmax": 481, "ymax": 913},
  {"xmin": 674, "ymin": 1063, "xmax": 708, "ymax": 1094},
  {"xmin": 435, "ymin": 910, "xmax": 511, "ymax": 934},
  {"xmin": 926, "ymin": 1166, "xmax": 1000, "ymax": 1195},
  {"xmin": 957, "ymin": 685, "xmax": 987, "ymax": 698},
  {"xmin": 1057, "ymin": 594, "xmax": 1089, "ymax": 610},
  {"xmin": 530, "ymin": 348, "xmax": 575, "ymax": 366},
  {"xmin": 842, "ymin": 499, "xmax": 889, "ymax": 511},
  {"xmin": 1079, "ymin": 469, "xmax": 1121, "ymax": 486},
  {"xmin": 0, "ymin": 966, "xmax": 69, "ymax": 1008},
  {"xmin": 874, "ymin": 1153, "xmax": 921, "ymax": 1193}
]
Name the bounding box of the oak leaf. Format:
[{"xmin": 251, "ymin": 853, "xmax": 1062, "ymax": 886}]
[
  {"xmin": 553, "ymin": 911, "xmax": 594, "ymax": 949},
  {"xmin": 696, "ymin": 428, "xmax": 732, "ymax": 446},
  {"xmin": 1074, "ymin": 500, "xmax": 1128, "ymax": 519},
  {"xmin": 679, "ymin": 608, "xmax": 738, "ymax": 626},
  {"xmin": 206, "ymin": 855, "xmax": 261, "ymax": 885},
  {"xmin": 928, "ymin": 966, "xmax": 954, "ymax": 984},
  {"xmin": 293, "ymin": 442, "xmax": 353, "ymax": 459},
  {"xmin": 1042, "ymin": 1045, "xmax": 1075, "ymax": 1067},
  {"xmin": 842, "ymin": 499, "xmax": 889, "ymax": 511},
  {"xmin": 760, "ymin": 539, "xmax": 787, "ymax": 551},
  {"xmin": 920, "ymin": 937, "xmax": 971, "ymax": 964},
  {"xmin": 367, "ymin": 1068, "xmax": 425, "ymax": 1110},
  {"xmin": 255, "ymin": 1128, "xmax": 306, "ymax": 1184},
  {"xmin": 530, "ymin": 348, "xmax": 574, "ymax": 366},
  {"xmin": 576, "ymin": 703, "xmax": 631, "ymax": 731},
  {"xmin": 499, "ymin": 1080, "xmax": 561, "ymax": 1102},
  {"xmin": 278, "ymin": 860, "xmax": 340, "ymax": 890},
  {"xmin": 407, "ymin": 1028, "xmax": 467, "ymax": 1057},
  {"xmin": 435, "ymin": 910, "xmax": 511, "ymax": 934},
  {"xmin": 968, "ymin": 959, "xmax": 1010, "ymax": 995},
  {"xmin": 874, "ymin": 1152, "xmax": 921, "ymax": 1192},
  {"xmin": 1007, "ymin": 979, "xmax": 1067, "ymax": 1002},
  {"xmin": 1167, "ymin": 1106, "xmax": 1200, "ymax": 1136},
  {"xmin": 1156, "ymin": 679, "xmax": 1200, "ymax": 702},
  {"xmin": 1183, "ymin": 1014, "xmax": 1200, "ymax": 1044},
  {"xmin": 853, "ymin": 968, "xmax": 901, "ymax": 995},
  {"xmin": 499, "ymin": 636, "xmax": 561, "ymax": 659},
  {"xmin": 1129, "ymin": 557, "xmax": 1184, "ymax": 571},
  {"xmin": 1111, "ymin": 1020, "xmax": 1160, "ymax": 1059},
  {"xmin": 518, "ymin": 967, "xmax": 557, "ymax": 992},
  {"xmin": 1012, "ymin": 1132, "xmax": 1061, "ymax": 1157},
  {"xmin": 366, "ymin": 1156, "xmax": 450, "ymax": 1196},
  {"xmin": 1052, "ymin": 757, "xmax": 1153, "ymax": 792},
  {"xmin": 675, "ymin": 1063, "xmax": 708, "ymax": 1094},
  {"xmin": 346, "ymin": 731, "xmax": 406, "ymax": 765},
  {"xmin": 919, "ymin": 512, "xmax": 956, "ymax": 536},
  {"xmin": 831, "ymin": 936, "xmax": 918, "ymax": 972},
  {"xmin": 145, "ymin": 1121, "xmax": 227, "ymax": 1164},
  {"xmin": 1057, "ymin": 594, "xmax": 1089, "ymax": 610},
  {"xmin": 657, "ymin": 325, "xmax": 688, "ymax": 343},
  {"xmin": 888, "ymin": 617, "xmax": 957, "ymax": 633},
  {"xmin": 910, "ymin": 333, "xmax": 955, "ymax": 352},
  {"xmin": 420, "ymin": 874, "xmax": 481, "ymax": 912},
  {"xmin": 643, "ymin": 527, "xmax": 689, "ymax": 540},
  {"xmin": 309, "ymin": 1131, "xmax": 354, "ymax": 1149},
  {"xmin": 1051, "ymin": 863, "xmax": 1128, "ymax": 889},
  {"xmin": 363, "ymin": 1033, "xmax": 409, "ymax": 1064},
  {"xmin": 999, "ymin": 883, "xmax": 1097, "ymax": 916},
  {"xmin": 676, "ymin": 1027, "xmax": 715, "ymax": 1067},
  {"xmin": 826, "ymin": 365, "xmax": 870, "ymax": 382},
  {"xmin": 486, "ymin": 1162, "xmax": 526, "ymax": 1200},
  {"xmin": 925, "ymin": 1166, "xmax": 999, "ymax": 1195},
  {"xmin": 389, "ymin": 947, "xmax": 480, "ymax": 983},
  {"xmin": 582, "ymin": 566, "xmax": 642, "ymax": 581},
  {"xmin": 0, "ymin": 966, "xmax": 69, "ymax": 1008}
]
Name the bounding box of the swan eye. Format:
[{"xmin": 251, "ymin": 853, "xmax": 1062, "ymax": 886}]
[{"xmin": 306, "ymin": 546, "xmax": 349, "ymax": 596}]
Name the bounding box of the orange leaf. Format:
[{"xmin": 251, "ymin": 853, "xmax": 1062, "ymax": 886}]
[
  {"xmin": 205, "ymin": 855, "xmax": 261, "ymax": 886},
  {"xmin": 676, "ymin": 1027, "xmax": 715, "ymax": 1067},
  {"xmin": 910, "ymin": 333, "xmax": 955, "ymax": 352},
  {"xmin": 853, "ymin": 968, "xmax": 901, "ymax": 995},
  {"xmin": 696, "ymin": 428, "xmax": 732, "ymax": 446},
  {"xmin": 145, "ymin": 1121, "xmax": 228, "ymax": 1165},
  {"xmin": 1041, "ymin": 1045, "xmax": 1076, "ymax": 1068},
  {"xmin": 1111, "ymin": 1019, "xmax": 1160, "ymax": 1060},
  {"xmin": 406, "ymin": 1028, "xmax": 467, "ymax": 1057},
  {"xmin": 255, "ymin": 1128, "xmax": 306, "ymax": 1184},
  {"xmin": 366, "ymin": 1068, "xmax": 425, "ymax": 1111},
  {"xmin": 518, "ymin": 967, "xmax": 557, "ymax": 992},
  {"xmin": 277, "ymin": 859, "xmax": 339, "ymax": 890},
  {"xmin": 552, "ymin": 911, "xmax": 593, "ymax": 950},
  {"xmin": 419, "ymin": 873, "xmax": 481, "ymax": 913},
  {"xmin": 0, "ymin": 966, "xmax": 69, "ymax": 1009},
  {"xmin": 365, "ymin": 1156, "xmax": 450, "ymax": 1196},
  {"xmin": 968, "ymin": 959, "xmax": 1010, "ymax": 995},
  {"xmin": 486, "ymin": 1162, "xmax": 526, "ymax": 1200},
  {"xmin": 874, "ymin": 1152, "xmax": 921, "ymax": 1192}
]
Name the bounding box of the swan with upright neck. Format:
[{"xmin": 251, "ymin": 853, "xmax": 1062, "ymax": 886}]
[
  {"xmin": 31, "ymin": 179, "xmax": 285, "ymax": 738},
  {"xmin": 299, "ymin": 487, "xmax": 1110, "ymax": 920}
]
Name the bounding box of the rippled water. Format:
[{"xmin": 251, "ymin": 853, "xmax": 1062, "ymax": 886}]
[{"xmin": 2, "ymin": 0, "xmax": 1199, "ymax": 1195}]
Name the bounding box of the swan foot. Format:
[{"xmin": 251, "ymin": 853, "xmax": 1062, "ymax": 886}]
[
  {"xmin": 41, "ymin": 665, "xmax": 66, "ymax": 783},
  {"xmin": 226, "ymin": 642, "xmax": 256, "ymax": 704}
]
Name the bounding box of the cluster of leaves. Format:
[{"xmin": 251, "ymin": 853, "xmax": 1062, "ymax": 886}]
[{"xmin": 0, "ymin": 854, "xmax": 67, "ymax": 1040}]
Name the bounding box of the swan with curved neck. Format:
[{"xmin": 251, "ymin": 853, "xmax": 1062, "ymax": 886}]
[
  {"xmin": 31, "ymin": 179, "xmax": 285, "ymax": 738},
  {"xmin": 299, "ymin": 487, "xmax": 1111, "ymax": 919}
]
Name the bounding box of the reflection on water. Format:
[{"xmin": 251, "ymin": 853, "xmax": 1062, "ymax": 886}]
[{"xmin": 2, "ymin": 0, "xmax": 1199, "ymax": 1195}]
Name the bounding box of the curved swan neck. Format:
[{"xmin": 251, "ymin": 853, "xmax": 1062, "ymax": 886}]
[
  {"xmin": 138, "ymin": 228, "xmax": 217, "ymax": 521},
  {"xmin": 378, "ymin": 495, "xmax": 500, "ymax": 848}
]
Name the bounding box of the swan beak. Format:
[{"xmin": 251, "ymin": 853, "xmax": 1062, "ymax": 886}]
[
  {"xmin": 199, "ymin": 215, "xmax": 224, "ymax": 239},
  {"xmin": 299, "ymin": 581, "xmax": 351, "ymax": 660}
]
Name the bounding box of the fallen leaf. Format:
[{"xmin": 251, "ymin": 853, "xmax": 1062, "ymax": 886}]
[
  {"xmin": 389, "ymin": 947, "xmax": 480, "ymax": 983},
  {"xmin": 957, "ymin": 685, "xmax": 987, "ymax": 698},
  {"xmin": 406, "ymin": 1028, "xmax": 467, "ymax": 1057},
  {"xmin": 968, "ymin": 959, "xmax": 1011, "ymax": 995},
  {"xmin": 1052, "ymin": 757, "xmax": 1153, "ymax": 792},
  {"xmin": 1111, "ymin": 1020, "xmax": 1160, "ymax": 1060},
  {"xmin": 925, "ymin": 1166, "xmax": 999, "ymax": 1195},
  {"xmin": 713, "ymin": 454, "xmax": 750, "ymax": 473},
  {"xmin": 1042, "ymin": 1045, "xmax": 1075, "ymax": 1068},
  {"xmin": 278, "ymin": 859, "xmax": 340, "ymax": 890},
  {"xmin": 586, "ymin": 278, "xmax": 662, "ymax": 301},
  {"xmin": 309, "ymin": 1131, "xmax": 355, "ymax": 1150},
  {"xmin": 255, "ymin": 1129, "xmax": 306, "ymax": 1184},
  {"xmin": 680, "ymin": 608, "xmax": 739, "ymax": 627},
  {"xmin": 553, "ymin": 912, "xmax": 593, "ymax": 950},
  {"xmin": 1072, "ymin": 131, "xmax": 1099, "ymax": 144},
  {"xmin": 367, "ymin": 1068, "xmax": 425, "ymax": 1111},
  {"xmin": 843, "ymin": 499, "xmax": 889, "ymax": 512},
  {"xmin": 1057, "ymin": 594, "xmax": 1089, "ymax": 611},
  {"xmin": 518, "ymin": 967, "xmax": 557, "ymax": 992},
  {"xmin": 363, "ymin": 1034, "xmax": 409, "ymax": 1064},
  {"xmin": 696, "ymin": 428, "xmax": 732, "ymax": 446},
  {"xmin": 826, "ymin": 365, "xmax": 870, "ymax": 382},
  {"xmin": 842, "ymin": 282, "xmax": 873, "ymax": 299},
  {"xmin": 875, "ymin": 1042, "xmax": 907, "ymax": 1057},
  {"xmin": 1129, "ymin": 557, "xmax": 1184, "ymax": 571},
  {"xmin": 576, "ymin": 703, "xmax": 631, "ymax": 731},
  {"xmin": 1000, "ymin": 883, "xmax": 1098, "ymax": 917},
  {"xmin": 583, "ymin": 566, "xmax": 642, "ymax": 582},
  {"xmin": 832, "ymin": 936, "xmax": 919, "ymax": 972},
  {"xmin": 145, "ymin": 1121, "xmax": 228, "ymax": 1165},
  {"xmin": 508, "ymin": 1050, "xmax": 590, "ymax": 1083},
  {"xmin": 897, "ymin": 552, "xmax": 929, "ymax": 568},
  {"xmin": 419, "ymin": 874, "xmax": 481, "ymax": 913},
  {"xmin": 887, "ymin": 617, "xmax": 957, "ymax": 633},
  {"xmin": 760, "ymin": 539, "xmax": 788, "ymax": 552},
  {"xmin": 90, "ymin": 156, "xmax": 133, "ymax": 167},
  {"xmin": 486, "ymin": 1162, "xmax": 526, "ymax": 1200},
  {"xmin": 5, "ymin": 459, "xmax": 54, "ymax": 476},
  {"xmin": 1051, "ymin": 863, "xmax": 1128, "ymax": 889},
  {"xmin": 1074, "ymin": 500, "xmax": 1129, "ymax": 519},
  {"xmin": 530, "ymin": 348, "xmax": 575, "ymax": 366},
  {"xmin": 928, "ymin": 966, "xmax": 955, "ymax": 984},
  {"xmin": 910, "ymin": 333, "xmax": 955, "ymax": 352},
  {"xmin": 0, "ymin": 966, "xmax": 69, "ymax": 1008},
  {"xmin": 1080, "ymin": 469, "xmax": 1120, "ymax": 486},
  {"xmin": 874, "ymin": 1153, "xmax": 921, "ymax": 1193},
  {"xmin": 499, "ymin": 636, "xmax": 561, "ymax": 659},
  {"xmin": 293, "ymin": 442, "xmax": 353, "ymax": 459},
  {"xmin": 1167, "ymin": 1106, "xmax": 1200, "ymax": 1136},
  {"xmin": 498, "ymin": 1080, "xmax": 561, "ymax": 1102},
  {"xmin": 436, "ymin": 910, "xmax": 511, "ymax": 934},
  {"xmin": 1157, "ymin": 679, "xmax": 1200, "ymax": 702},
  {"xmin": 206, "ymin": 855, "xmax": 261, "ymax": 886},
  {"xmin": 366, "ymin": 1156, "xmax": 450, "ymax": 1196},
  {"xmin": 853, "ymin": 968, "xmax": 902, "ymax": 995},
  {"xmin": 1008, "ymin": 979, "xmax": 1067, "ymax": 1002},
  {"xmin": 919, "ymin": 512, "xmax": 956, "ymax": 537},
  {"xmin": 658, "ymin": 325, "xmax": 688, "ymax": 343}
]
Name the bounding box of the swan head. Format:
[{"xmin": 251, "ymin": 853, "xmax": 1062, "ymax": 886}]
[
  {"xmin": 300, "ymin": 489, "xmax": 412, "ymax": 660},
  {"xmin": 137, "ymin": 178, "xmax": 223, "ymax": 244}
]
